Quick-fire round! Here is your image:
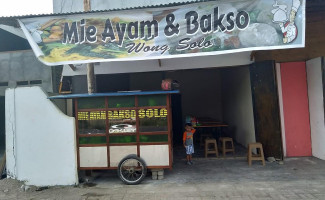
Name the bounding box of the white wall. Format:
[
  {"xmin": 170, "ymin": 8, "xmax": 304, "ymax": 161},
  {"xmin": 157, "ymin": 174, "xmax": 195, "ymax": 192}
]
[
  {"xmin": 5, "ymin": 86, "xmax": 78, "ymax": 186},
  {"xmin": 276, "ymin": 63, "xmax": 287, "ymax": 157},
  {"xmin": 221, "ymin": 66, "xmax": 256, "ymax": 147},
  {"xmin": 62, "ymin": 52, "xmax": 253, "ymax": 76},
  {"xmin": 306, "ymin": 57, "xmax": 325, "ymax": 160}
]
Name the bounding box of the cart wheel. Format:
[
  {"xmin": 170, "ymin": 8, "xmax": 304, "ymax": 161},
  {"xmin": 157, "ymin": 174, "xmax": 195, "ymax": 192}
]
[{"xmin": 117, "ymin": 154, "xmax": 147, "ymax": 185}]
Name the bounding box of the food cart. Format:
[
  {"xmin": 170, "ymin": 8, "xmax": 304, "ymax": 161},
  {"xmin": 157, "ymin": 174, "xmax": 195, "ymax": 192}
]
[{"xmin": 50, "ymin": 90, "xmax": 178, "ymax": 184}]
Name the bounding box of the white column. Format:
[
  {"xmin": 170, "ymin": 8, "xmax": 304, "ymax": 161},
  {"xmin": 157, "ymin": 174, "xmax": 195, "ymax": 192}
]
[
  {"xmin": 5, "ymin": 88, "xmax": 17, "ymax": 178},
  {"xmin": 306, "ymin": 57, "xmax": 325, "ymax": 160}
]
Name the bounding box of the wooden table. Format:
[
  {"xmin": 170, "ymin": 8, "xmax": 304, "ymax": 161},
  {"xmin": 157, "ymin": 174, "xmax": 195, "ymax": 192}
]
[
  {"xmin": 194, "ymin": 124, "xmax": 228, "ymax": 128},
  {"xmin": 193, "ymin": 123, "xmax": 229, "ymax": 146},
  {"xmin": 194, "ymin": 117, "xmax": 228, "ymax": 128}
]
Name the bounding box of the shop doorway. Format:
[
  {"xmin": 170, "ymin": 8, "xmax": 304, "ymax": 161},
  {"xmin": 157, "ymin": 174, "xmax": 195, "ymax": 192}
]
[
  {"xmin": 165, "ymin": 66, "xmax": 257, "ymax": 159},
  {"xmin": 89, "ymin": 62, "xmax": 283, "ymax": 160},
  {"xmin": 169, "ymin": 62, "xmax": 283, "ymax": 160}
]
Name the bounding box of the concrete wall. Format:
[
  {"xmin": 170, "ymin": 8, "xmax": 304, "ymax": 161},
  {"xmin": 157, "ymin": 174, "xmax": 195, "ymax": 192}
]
[
  {"xmin": 0, "ymin": 50, "xmax": 53, "ymax": 96},
  {"xmin": 5, "ymin": 86, "xmax": 78, "ymax": 186},
  {"xmin": 306, "ymin": 57, "xmax": 325, "ymax": 160},
  {"xmin": 279, "ymin": 62, "xmax": 312, "ymax": 157},
  {"xmin": 53, "ymin": 0, "xmax": 197, "ymax": 13},
  {"xmin": 221, "ymin": 66, "xmax": 256, "ymax": 147}
]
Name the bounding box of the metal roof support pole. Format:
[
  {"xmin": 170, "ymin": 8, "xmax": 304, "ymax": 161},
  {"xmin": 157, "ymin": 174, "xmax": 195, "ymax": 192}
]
[{"xmin": 84, "ymin": 0, "xmax": 96, "ymax": 94}]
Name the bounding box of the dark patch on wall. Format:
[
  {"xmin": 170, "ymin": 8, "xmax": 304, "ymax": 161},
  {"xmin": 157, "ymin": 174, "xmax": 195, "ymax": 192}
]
[
  {"xmin": 171, "ymin": 94, "xmax": 183, "ymax": 145},
  {"xmin": 220, "ymin": 66, "xmax": 255, "ymax": 143},
  {"xmin": 0, "ymin": 82, "xmax": 8, "ymax": 87},
  {"xmin": 0, "ymin": 29, "xmax": 31, "ymax": 52},
  {"xmin": 250, "ymin": 61, "xmax": 283, "ymax": 159},
  {"xmin": 96, "ymin": 74, "xmax": 130, "ymax": 93},
  {"xmin": 129, "ymin": 72, "xmax": 164, "ymax": 91},
  {"xmin": 30, "ymin": 80, "xmax": 42, "ymax": 85},
  {"xmin": 51, "ymin": 66, "xmax": 63, "ymax": 93},
  {"xmin": 165, "ymin": 68, "xmax": 223, "ymax": 121},
  {"xmin": 16, "ymin": 81, "xmax": 29, "ymax": 86},
  {"xmin": 72, "ymin": 75, "xmax": 88, "ymax": 94},
  {"xmin": 61, "ymin": 76, "xmax": 72, "ymax": 93}
]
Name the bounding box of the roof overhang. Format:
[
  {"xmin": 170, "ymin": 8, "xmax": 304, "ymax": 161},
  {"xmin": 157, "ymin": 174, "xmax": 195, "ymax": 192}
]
[
  {"xmin": 0, "ymin": 24, "xmax": 25, "ymax": 39},
  {"xmin": 49, "ymin": 90, "xmax": 180, "ymax": 99}
]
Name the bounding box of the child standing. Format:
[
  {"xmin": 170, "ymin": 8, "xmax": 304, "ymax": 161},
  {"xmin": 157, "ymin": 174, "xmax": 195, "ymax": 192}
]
[{"xmin": 183, "ymin": 123, "xmax": 196, "ymax": 165}]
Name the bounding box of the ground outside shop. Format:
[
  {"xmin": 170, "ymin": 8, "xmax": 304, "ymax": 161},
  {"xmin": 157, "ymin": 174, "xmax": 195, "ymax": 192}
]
[{"xmin": 1, "ymin": 156, "xmax": 325, "ymax": 200}]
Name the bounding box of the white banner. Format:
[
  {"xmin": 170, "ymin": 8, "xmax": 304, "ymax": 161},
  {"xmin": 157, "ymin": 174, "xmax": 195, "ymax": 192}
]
[{"xmin": 18, "ymin": 0, "xmax": 305, "ymax": 66}]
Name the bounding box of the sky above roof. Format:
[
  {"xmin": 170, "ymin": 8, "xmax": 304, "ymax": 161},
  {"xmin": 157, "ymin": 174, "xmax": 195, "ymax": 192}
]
[{"xmin": 0, "ymin": 0, "xmax": 53, "ymax": 17}]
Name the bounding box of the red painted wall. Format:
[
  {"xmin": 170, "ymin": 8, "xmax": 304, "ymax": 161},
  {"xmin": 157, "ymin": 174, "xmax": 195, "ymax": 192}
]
[{"xmin": 281, "ymin": 62, "xmax": 312, "ymax": 157}]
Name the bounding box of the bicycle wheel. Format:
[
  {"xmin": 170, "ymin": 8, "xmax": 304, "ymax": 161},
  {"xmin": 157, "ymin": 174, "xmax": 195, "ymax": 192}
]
[{"xmin": 117, "ymin": 154, "xmax": 147, "ymax": 185}]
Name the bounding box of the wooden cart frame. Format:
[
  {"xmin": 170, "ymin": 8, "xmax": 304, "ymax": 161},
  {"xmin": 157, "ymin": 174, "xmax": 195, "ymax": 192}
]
[
  {"xmin": 49, "ymin": 90, "xmax": 179, "ymax": 184},
  {"xmin": 51, "ymin": 90, "xmax": 179, "ymax": 184}
]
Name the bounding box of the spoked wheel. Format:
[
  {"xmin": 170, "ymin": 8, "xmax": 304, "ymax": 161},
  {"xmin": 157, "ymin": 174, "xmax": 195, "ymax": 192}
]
[{"xmin": 117, "ymin": 154, "xmax": 147, "ymax": 185}]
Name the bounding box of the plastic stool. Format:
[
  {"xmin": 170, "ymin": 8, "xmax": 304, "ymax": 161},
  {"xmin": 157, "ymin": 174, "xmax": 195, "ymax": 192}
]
[
  {"xmin": 247, "ymin": 143, "xmax": 265, "ymax": 166},
  {"xmin": 219, "ymin": 137, "xmax": 235, "ymax": 157},
  {"xmin": 205, "ymin": 138, "xmax": 219, "ymax": 158}
]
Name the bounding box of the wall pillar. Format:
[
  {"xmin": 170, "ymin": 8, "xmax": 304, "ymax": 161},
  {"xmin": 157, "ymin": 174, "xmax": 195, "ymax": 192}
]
[{"xmin": 307, "ymin": 57, "xmax": 325, "ymax": 160}]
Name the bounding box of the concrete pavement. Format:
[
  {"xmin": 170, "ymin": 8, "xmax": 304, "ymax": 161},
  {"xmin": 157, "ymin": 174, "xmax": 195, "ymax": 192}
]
[{"xmin": 1, "ymin": 156, "xmax": 325, "ymax": 199}]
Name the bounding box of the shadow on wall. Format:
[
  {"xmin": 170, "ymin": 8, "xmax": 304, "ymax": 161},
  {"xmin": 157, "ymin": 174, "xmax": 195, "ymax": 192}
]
[{"xmin": 221, "ymin": 66, "xmax": 256, "ymax": 149}]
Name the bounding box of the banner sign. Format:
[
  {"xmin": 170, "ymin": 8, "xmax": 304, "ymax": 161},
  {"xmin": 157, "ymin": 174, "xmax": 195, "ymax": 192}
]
[{"xmin": 18, "ymin": 0, "xmax": 305, "ymax": 66}]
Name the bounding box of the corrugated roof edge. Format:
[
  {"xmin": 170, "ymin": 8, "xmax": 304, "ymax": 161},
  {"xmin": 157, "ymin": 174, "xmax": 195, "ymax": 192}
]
[
  {"xmin": 0, "ymin": 0, "xmax": 217, "ymax": 19},
  {"xmin": 48, "ymin": 90, "xmax": 180, "ymax": 99}
]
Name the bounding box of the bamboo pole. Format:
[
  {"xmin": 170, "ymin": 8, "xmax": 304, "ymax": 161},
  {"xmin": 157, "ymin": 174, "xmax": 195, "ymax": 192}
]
[
  {"xmin": 87, "ymin": 63, "xmax": 96, "ymax": 93},
  {"xmin": 84, "ymin": 0, "xmax": 96, "ymax": 94},
  {"xmin": 83, "ymin": 0, "xmax": 91, "ymax": 12}
]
